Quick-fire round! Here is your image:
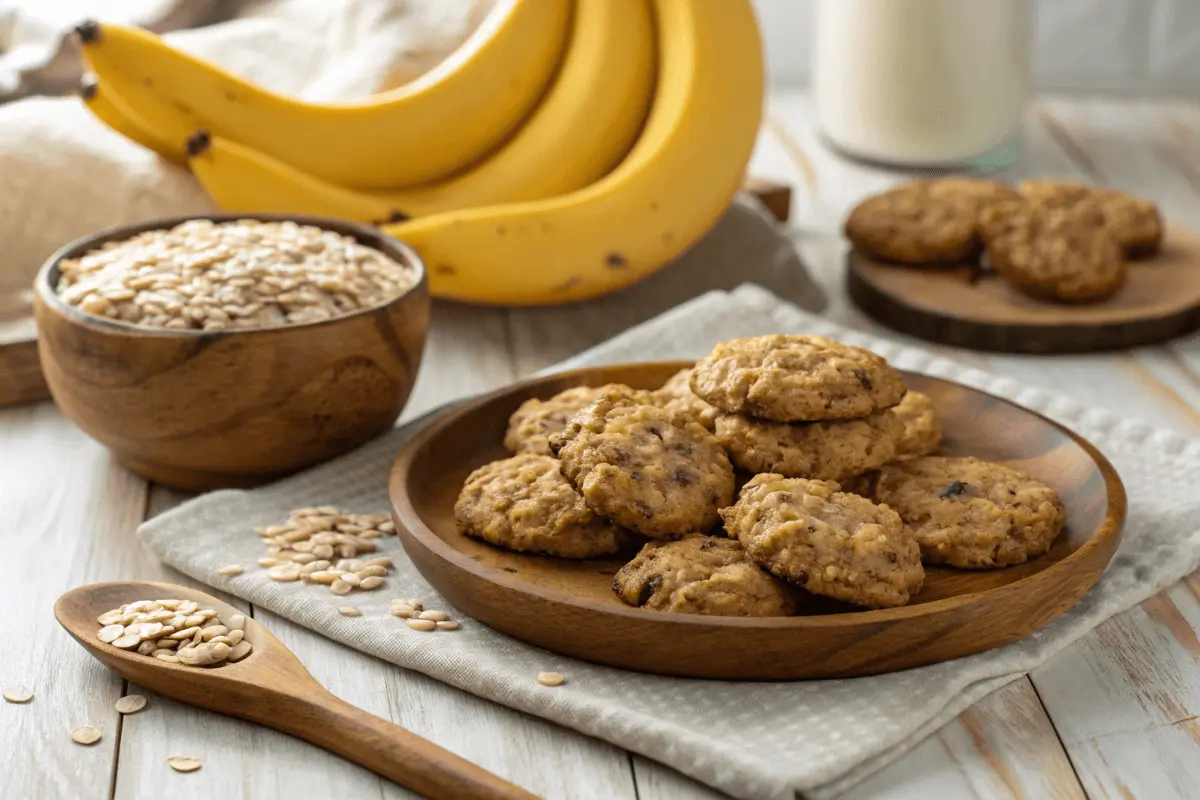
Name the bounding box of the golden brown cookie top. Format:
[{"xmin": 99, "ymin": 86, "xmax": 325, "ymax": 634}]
[
  {"xmin": 504, "ymin": 383, "xmax": 646, "ymax": 456},
  {"xmin": 714, "ymin": 409, "xmax": 902, "ymax": 482},
  {"xmin": 844, "ymin": 183, "xmax": 980, "ymax": 264},
  {"xmin": 856, "ymin": 456, "xmax": 1065, "ymax": 569},
  {"xmin": 611, "ymin": 535, "xmax": 794, "ymax": 616},
  {"xmin": 981, "ymin": 198, "xmax": 1126, "ymax": 302},
  {"xmin": 689, "ymin": 334, "xmax": 907, "ymax": 422},
  {"xmin": 550, "ymin": 389, "xmax": 734, "ymax": 539},
  {"xmin": 454, "ymin": 454, "xmax": 627, "ymax": 559},
  {"xmin": 720, "ymin": 474, "xmax": 924, "ymax": 609},
  {"xmin": 1018, "ymin": 180, "xmax": 1163, "ymax": 257}
]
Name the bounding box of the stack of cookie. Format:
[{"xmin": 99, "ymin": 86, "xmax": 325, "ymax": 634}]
[
  {"xmin": 845, "ymin": 177, "xmax": 1164, "ymax": 304},
  {"xmin": 690, "ymin": 334, "xmax": 940, "ymax": 482},
  {"xmin": 454, "ymin": 333, "xmax": 1067, "ymax": 618}
]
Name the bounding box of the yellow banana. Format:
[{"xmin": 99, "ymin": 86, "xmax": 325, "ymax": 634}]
[
  {"xmin": 186, "ymin": 0, "xmax": 656, "ymax": 222},
  {"xmin": 79, "ymin": 78, "xmax": 187, "ymax": 165},
  {"xmin": 383, "ymin": 0, "xmax": 763, "ymax": 306},
  {"xmin": 76, "ymin": 0, "xmax": 572, "ymax": 189}
]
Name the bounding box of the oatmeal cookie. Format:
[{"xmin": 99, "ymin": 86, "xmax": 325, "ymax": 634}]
[
  {"xmin": 720, "ymin": 474, "xmax": 924, "ymax": 608},
  {"xmin": 856, "ymin": 456, "xmax": 1065, "ymax": 569},
  {"xmin": 549, "ymin": 389, "xmax": 734, "ymax": 539},
  {"xmin": 714, "ymin": 408, "xmax": 902, "ymax": 481},
  {"xmin": 504, "ymin": 383, "xmax": 643, "ymax": 456},
  {"xmin": 1019, "ymin": 180, "xmax": 1163, "ymax": 257},
  {"xmin": 612, "ymin": 535, "xmax": 794, "ymax": 616},
  {"xmin": 844, "ymin": 179, "xmax": 1018, "ymax": 264},
  {"xmin": 454, "ymin": 454, "xmax": 626, "ymax": 558},
  {"xmin": 645, "ymin": 368, "xmax": 717, "ymax": 430},
  {"xmin": 891, "ymin": 390, "xmax": 943, "ymax": 458},
  {"xmin": 690, "ymin": 335, "xmax": 907, "ymax": 422},
  {"xmin": 980, "ymin": 199, "xmax": 1126, "ymax": 302}
]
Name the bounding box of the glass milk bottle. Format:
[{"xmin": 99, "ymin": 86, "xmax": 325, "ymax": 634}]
[{"xmin": 812, "ymin": 0, "xmax": 1031, "ymax": 168}]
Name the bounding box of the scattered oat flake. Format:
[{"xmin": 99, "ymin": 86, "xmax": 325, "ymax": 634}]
[
  {"xmin": 338, "ymin": 607, "xmax": 362, "ymax": 617},
  {"xmin": 435, "ymin": 621, "xmax": 461, "ymax": 631},
  {"xmin": 3, "ymin": 686, "xmax": 33, "ymax": 703},
  {"xmin": 217, "ymin": 565, "xmax": 243, "ymax": 576},
  {"xmin": 537, "ymin": 671, "xmax": 565, "ymax": 687},
  {"xmin": 406, "ymin": 619, "xmax": 436, "ymax": 631},
  {"xmin": 71, "ymin": 725, "xmax": 103, "ymax": 745},
  {"xmin": 115, "ymin": 695, "xmax": 148, "ymax": 714},
  {"xmin": 167, "ymin": 755, "xmax": 203, "ymax": 773}
]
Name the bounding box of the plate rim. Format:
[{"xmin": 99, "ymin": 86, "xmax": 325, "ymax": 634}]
[{"xmin": 389, "ymin": 361, "xmax": 1127, "ymax": 631}]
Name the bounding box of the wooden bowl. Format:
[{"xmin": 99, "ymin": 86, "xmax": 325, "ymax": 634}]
[
  {"xmin": 34, "ymin": 213, "xmax": 430, "ymax": 491},
  {"xmin": 389, "ymin": 362, "xmax": 1126, "ymax": 680}
]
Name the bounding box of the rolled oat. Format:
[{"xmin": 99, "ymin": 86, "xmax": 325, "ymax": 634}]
[{"xmin": 56, "ymin": 220, "xmax": 417, "ymax": 331}]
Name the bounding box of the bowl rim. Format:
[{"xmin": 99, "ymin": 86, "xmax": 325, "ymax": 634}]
[
  {"xmin": 34, "ymin": 212, "xmax": 428, "ymax": 337},
  {"xmin": 389, "ymin": 361, "xmax": 1129, "ymax": 631}
]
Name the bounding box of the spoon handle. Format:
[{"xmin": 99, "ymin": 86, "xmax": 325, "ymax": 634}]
[{"xmin": 276, "ymin": 686, "xmax": 539, "ymax": 800}]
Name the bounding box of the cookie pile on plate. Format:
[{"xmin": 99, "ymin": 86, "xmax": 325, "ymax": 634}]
[
  {"xmin": 454, "ymin": 335, "xmax": 1067, "ymax": 616},
  {"xmin": 845, "ymin": 177, "xmax": 1164, "ymax": 303}
]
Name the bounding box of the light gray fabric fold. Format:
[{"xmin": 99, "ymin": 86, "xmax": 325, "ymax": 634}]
[{"xmin": 139, "ymin": 284, "xmax": 1200, "ymax": 800}]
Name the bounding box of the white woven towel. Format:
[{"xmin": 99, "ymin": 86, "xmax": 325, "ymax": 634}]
[{"xmin": 139, "ymin": 284, "xmax": 1200, "ymax": 800}]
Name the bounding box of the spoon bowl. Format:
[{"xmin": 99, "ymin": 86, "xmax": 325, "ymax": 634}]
[{"xmin": 56, "ymin": 580, "xmax": 537, "ymax": 800}]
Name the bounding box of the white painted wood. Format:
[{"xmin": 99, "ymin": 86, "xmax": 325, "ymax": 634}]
[{"xmin": 0, "ymin": 403, "xmax": 146, "ymax": 800}]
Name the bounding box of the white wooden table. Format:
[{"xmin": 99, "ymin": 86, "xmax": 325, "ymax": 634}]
[{"xmin": 4, "ymin": 91, "xmax": 1200, "ymax": 799}]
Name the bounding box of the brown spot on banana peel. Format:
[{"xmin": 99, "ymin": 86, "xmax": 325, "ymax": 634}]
[
  {"xmin": 75, "ymin": 20, "xmax": 101, "ymax": 44},
  {"xmin": 185, "ymin": 130, "xmax": 212, "ymax": 158},
  {"xmin": 605, "ymin": 253, "xmax": 627, "ymax": 269},
  {"xmin": 435, "ymin": 264, "xmax": 456, "ymax": 276}
]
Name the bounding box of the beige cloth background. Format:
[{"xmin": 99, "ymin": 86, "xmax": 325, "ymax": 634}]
[
  {"xmin": 0, "ymin": 0, "xmax": 493, "ymax": 293},
  {"xmin": 140, "ymin": 284, "xmax": 1200, "ymax": 800}
]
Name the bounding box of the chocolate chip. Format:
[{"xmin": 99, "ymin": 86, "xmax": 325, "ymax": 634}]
[
  {"xmin": 611, "ymin": 450, "xmax": 633, "ymax": 466},
  {"xmin": 939, "ymin": 480, "xmax": 969, "ymax": 499},
  {"xmin": 635, "ymin": 575, "xmax": 662, "ymax": 606},
  {"xmin": 502, "ymin": 566, "xmax": 519, "ymax": 573},
  {"xmin": 698, "ymin": 539, "xmax": 717, "ymax": 552},
  {"xmin": 673, "ymin": 468, "xmax": 694, "ymax": 486},
  {"xmin": 885, "ymin": 552, "xmax": 897, "ymax": 563},
  {"xmin": 674, "ymin": 442, "xmax": 695, "ymax": 457},
  {"xmin": 630, "ymin": 471, "xmax": 644, "ymax": 481},
  {"xmin": 634, "ymin": 501, "xmax": 654, "ymax": 518},
  {"xmin": 854, "ymin": 369, "xmax": 873, "ymax": 389}
]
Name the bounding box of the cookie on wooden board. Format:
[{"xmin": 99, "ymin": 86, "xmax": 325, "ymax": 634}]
[
  {"xmin": 550, "ymin": 389, "xmax": 735, "ymax": 539},
  {"xmin": 714, "ymin": 408, "xmax": 902, "ymax": 481},
  {"xmin": 720, "ymin": 474, "xmax": 924, "ymax": 609},
  {"xmin": 844, "ymin": 178, "xmax": 1020, "ymax": 265},
  {"xmin": 1019, "ymin": 179, "xmax": 1163, "ymax": 258},
  {"xmin": 689, "ymin": 334, "xmax": 906, "ymax": 422},
  {"xmin": 980, "ymin": 198, "xmax": 1126, "ymax": 303},
  {"xmin": 855, "ymin": 455, "xmax": 1066, "ymax": 569},
  {"xmin": 612, "ymin": 535, "xmax": 794, "ymax": 616},
  {"xmin": 455, "ymin": 454, "xmax": 627, "ymax": 558}
]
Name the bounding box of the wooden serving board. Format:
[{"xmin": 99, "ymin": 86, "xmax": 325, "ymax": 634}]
[
  {"xmin": 0, "ymin": 291, "xmax": 47, "ymax": 407},
  {"xmin": 388, "ymin": 361, "xmax": 1126, "ymax": 680},
  {"xmin": 846, "ymin": 224, "xmax": 1200, "ymax": 353}
]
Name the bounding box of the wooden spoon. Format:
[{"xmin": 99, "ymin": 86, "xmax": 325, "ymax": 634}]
[{"xmin": 55, "ymin": 580, "xmax": 539, "ymax": 800}]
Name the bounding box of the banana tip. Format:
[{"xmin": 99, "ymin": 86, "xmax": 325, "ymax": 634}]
[
  {"xmin": 79, "ymin": 77, "xmax": 98, "ymax": 101},
  {"xmin": 185, "ymin": 131, "xmax": 212, "ymax": 158},
  {"xmin": 75, "ymin": 20, "xmax": 101, "ymax": 44}
]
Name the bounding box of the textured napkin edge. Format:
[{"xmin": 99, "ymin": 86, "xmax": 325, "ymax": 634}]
[{"xmin": 137, "ymin": 283, "xmax": 1200, "ymax": 800}]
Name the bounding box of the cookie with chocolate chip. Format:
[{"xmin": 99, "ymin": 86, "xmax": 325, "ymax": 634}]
[
  {"xmin": 714, "ymin": 408, "xmax": 902, "ymax": 481},
  {"xmin": 690, "ymin": 334, "xmax": 907, "ymax": 422},
  {"xmin": 720, "ymin": 474, "xmax": 924, "ymax": 609},
  {"xmin": 504, "ymin": 383, "xmax": 644, "ymax": 456},
  {"xmin": 612, "ymin": 535, "xmax": 794, "ymax": 616},
  {"xmin": 549, "ymin": 389, "xmax": 735, "ymax": 539},
  {"xmin": 855, "ymin": 456, "xmax": 1065, "ymax": 569},
  {"xmin": 455, "ymin": 454, "xmax": 627, "ymax": 558}
]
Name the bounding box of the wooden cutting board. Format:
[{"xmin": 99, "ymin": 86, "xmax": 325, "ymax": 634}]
[
  {"xmin": 846, "ymin": 224, "xmax": 1200, "ymax": 353},
  {"xmin": 0, "ymin": 291, "xmax": 46, "ymax": 407}
]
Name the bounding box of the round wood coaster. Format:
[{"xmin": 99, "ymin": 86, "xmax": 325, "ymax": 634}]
[
  {"xmin": 0, "ymin": 291, "xmax": 47, "ymax": 407},
  {"xmin": 846, "ymin": 224, "xmax": 1200, "ymax": 353},
  {"xmin": 389, "ymin": 361, "xmax": 1125, "ymax": 680}
]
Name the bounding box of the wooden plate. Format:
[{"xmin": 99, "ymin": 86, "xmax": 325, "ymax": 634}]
[
  {"xmin": 0, "ymin": 290, "xmax": 47, "ymax": 407},
  {"xmin": 389, "ymin": 362, "xmax": 1126, "ymax": 680},
  {"xmin": 846, "ymin": 224, "xmax": 1200, "ymax": 353}
]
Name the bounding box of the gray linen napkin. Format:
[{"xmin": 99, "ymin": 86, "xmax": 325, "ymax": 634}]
[{"xmin": 139, "ymin": 284, "xmax": 1200, "ymax": 800}]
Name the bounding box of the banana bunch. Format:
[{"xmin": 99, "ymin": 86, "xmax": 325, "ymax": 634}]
[{"xmin": 78, "ymin": 0, "xmax": 764, "ymax": 306}]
